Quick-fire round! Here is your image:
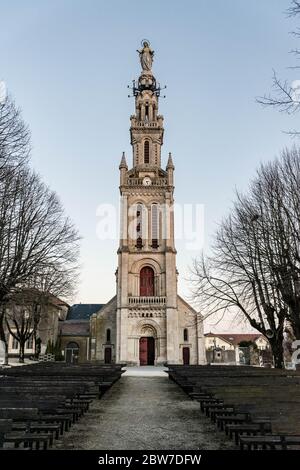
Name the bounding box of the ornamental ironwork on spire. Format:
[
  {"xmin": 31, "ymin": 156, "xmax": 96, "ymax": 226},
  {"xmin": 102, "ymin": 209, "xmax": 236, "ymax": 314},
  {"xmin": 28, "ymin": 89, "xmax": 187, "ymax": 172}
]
[{"xmin": 128, "ymin": 40, "xmax": 166, "ymax": 98}]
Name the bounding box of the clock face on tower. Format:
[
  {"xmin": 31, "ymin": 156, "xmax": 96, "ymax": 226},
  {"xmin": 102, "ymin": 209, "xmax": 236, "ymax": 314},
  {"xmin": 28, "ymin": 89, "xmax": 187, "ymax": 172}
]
[{"xmin": 143, "ymin": 177, "xmax": 152, "ymax": 186}]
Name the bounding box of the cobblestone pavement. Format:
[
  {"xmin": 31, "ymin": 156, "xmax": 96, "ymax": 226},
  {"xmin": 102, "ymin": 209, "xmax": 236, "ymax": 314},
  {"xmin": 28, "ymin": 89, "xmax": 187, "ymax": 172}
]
[{"xmin": 53, "ymin": 372, "xmax": 236, "ymax": 450}]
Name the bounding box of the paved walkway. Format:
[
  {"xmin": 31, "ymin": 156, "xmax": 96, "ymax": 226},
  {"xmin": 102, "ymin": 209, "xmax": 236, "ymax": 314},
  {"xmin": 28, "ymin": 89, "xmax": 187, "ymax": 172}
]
[
  {"xmin": 53, "ymin": 368, "xmax": 235, "ymax": 450},
  {"xmin": 123, "ymin": 366, "xmax": 168, "ymax": 377}
]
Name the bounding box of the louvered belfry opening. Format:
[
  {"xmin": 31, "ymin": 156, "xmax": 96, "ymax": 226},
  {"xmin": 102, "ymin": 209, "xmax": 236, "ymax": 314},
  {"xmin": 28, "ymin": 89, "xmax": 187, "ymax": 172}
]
[
  {"xmin": 151, "ymin": 204, "xmax": 159, "ymax": 248},
  {"xmin": 144, "ymin": 140, "xmax": 150, "ymax": 163},
  {"xmin": 136, "ymin": 204, "xmax": 143, "ymax": 249}
]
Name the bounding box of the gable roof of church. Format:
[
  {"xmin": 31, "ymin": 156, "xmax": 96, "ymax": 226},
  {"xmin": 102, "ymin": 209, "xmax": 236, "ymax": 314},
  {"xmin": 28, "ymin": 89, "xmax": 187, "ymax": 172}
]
[
  {"xmin": 177, "ymin": 295, "xmax": 198, "ymax": 315},
  {"xmin": 67, "ymin": 304, "xmax": 105, "ymax": 320}
]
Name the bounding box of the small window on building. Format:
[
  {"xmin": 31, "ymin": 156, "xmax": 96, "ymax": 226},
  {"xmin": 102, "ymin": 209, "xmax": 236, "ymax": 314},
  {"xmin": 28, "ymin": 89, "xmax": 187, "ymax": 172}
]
[
  {"xmin": 144, "ymin": 140, "xmax": 150, "ymax": 164},
  {"xmin": 183, "ymin": 328, "xmax": 188, "ymax": 342},
  {"xmin": 106, "ymin": 329, "xmax": 111, "ymax": 343},
  {"xmin": 11, "ymin": 335, "xmax": 19, "ymax": 350},
  {"xmin": 26, "ymin": 335, "xmax": 34, "ymax": 350}
]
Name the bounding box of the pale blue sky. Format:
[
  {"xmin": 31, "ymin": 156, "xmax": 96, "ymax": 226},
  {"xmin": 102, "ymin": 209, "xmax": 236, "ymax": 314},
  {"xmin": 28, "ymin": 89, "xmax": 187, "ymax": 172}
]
[{"xmin": 1, "ymin": 1, "xmax": 298, "ymax": 316}]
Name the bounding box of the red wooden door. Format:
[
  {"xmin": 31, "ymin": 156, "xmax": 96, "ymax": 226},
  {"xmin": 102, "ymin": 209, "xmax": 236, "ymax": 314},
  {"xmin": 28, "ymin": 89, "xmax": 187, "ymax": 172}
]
[
  {"xmin": 147, "ymin": 337, "xmax": 155, "ymax": 365},
  {"xmin": 183, "ymin": 347, "xmax": 190, "ymax": 365},
  {"xmin": 140, "ymin": 267, "xmax": 154, "ymax": 296},
  {"xmin": 139, "ymin": 337, "xmax": 155, "ymax": 365},
  {"xmin": 139, "ymin": 337, "xmax": 148, "ymax": 365},
  {"xmin": 104, "ymin": 347, "xmax": 112, "ymax": 364}
]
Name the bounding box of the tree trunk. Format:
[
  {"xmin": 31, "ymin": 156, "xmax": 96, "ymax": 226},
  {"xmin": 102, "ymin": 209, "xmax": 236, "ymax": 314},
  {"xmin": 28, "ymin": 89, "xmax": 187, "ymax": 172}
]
[
  {"xmin": 33, "ymin": 329, "xmax": 38, "ymax": 359},
  {"xmin": 4, "ymin": 341, "xmax": 9, "ymax": 366},
  {"xmin": 0, "ymin": 308, "xmax": 8, "ymax": 365},
  {"xmin": 19, "ymin": 341, "xmax": 25, "ymax": 363},
  {"xmin": 269, "ymin": 337, "xmax": 284, "ymax": 369}
]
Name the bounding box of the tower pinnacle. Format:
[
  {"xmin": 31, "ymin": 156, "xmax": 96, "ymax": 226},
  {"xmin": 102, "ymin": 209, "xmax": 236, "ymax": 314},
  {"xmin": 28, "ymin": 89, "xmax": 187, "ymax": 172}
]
[
  {"xmin": 167, "ymin": 152, "xmax": 174, "ymax": 169},
  {"xmin": 119, "ymin": 151, "xmax": 128, "ymax": 169}
]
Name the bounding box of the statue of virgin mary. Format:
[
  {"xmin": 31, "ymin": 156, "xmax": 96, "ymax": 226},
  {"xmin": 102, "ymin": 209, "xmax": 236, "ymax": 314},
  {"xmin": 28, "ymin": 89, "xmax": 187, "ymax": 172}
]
[{"xmin": 137, "ymin": 41, "xmax": 154, "ymax": 72}]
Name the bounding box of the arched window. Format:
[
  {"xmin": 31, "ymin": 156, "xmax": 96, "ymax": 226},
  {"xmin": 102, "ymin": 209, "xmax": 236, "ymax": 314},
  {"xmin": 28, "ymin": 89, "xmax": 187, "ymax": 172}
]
[
  {"xmin": 140, "ymin": 266, "xmax": 154, "ymax": 296},
  {"xmin": 144, "ymin": 140, "xmax": 150, "ymax": 164},
  {"xmin": 183, "ymin": 328, "xmax": 188, "ymax": 342},
  {"xmin": 65, "ymin": 342, "xmax": 79, "ymax": 364},
  {"xmin": 151, "ymin": 204, "xmax": 159, "ymax": 248},
  {"xmin": 66, "ymin": 341, "xmax": 79, "ymax": 349},
  {"xmin": 106, "ymin": 329, "xmax": 111, "ymax": 343}
]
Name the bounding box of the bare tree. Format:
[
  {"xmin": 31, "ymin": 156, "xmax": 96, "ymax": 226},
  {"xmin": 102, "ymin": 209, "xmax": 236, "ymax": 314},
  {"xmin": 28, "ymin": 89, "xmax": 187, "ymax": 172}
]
[
  {"xmin": 0, "ymin": 93, "xmax": 30, "ymax": 361},
  {"xmin": 255, "ymin": 147, "xmax": 300, "ymax": 340},
  {"xmin": 288, "ymin": 0, "xmax": 300, "ymax": 15},
  {"xmin": 193, "ymin": 223, "xmax": 287, "ymax": 368},
  {"xmin": 0, "ymin": 94, "xmax": 30, "ymax": 170},
  {"xmin": 257, "ymin": 1, "xmax": 300, "ymax": 134},
  {"xmin": 0, "ymin": 166, "xmax": 80, "ymax": 364},
  {"xmin": 5, "ymin": 289, "xmax": 38, "ymax": 363},
  {"xmin": 193, "ymin": 147, "xmax": 300, "ymax": 367},
  {"xmin": 4, "ymin": 282, "xmax": 68, "ymax": 363},
  {"xmin": 23, "ymin": 269, "xmax": 74, "ymax": 359},
  {"xmin": 0, "ymin": 91, "xmax": 80, "ymax": 364}
]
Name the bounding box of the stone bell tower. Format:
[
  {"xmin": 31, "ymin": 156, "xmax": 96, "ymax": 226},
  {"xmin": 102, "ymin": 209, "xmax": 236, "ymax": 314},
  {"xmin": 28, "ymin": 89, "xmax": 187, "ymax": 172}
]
[{"xmin": 114, "ymin": 41, "xmax": 205, "ymax": 366}]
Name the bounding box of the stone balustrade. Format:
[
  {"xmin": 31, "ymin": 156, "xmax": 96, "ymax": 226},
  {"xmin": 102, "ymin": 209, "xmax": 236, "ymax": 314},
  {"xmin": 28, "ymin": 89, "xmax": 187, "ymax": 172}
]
[
  {"xmin": 127, "ymin": 178, "xmax": 167, "ymax": 186},
  {"xmin": 128, "ymin": 296, "xmax": 166, "ymax": 305}
]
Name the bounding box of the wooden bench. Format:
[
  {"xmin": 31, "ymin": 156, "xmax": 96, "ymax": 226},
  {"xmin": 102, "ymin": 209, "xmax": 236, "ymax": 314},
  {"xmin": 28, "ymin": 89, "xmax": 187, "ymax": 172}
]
[
  {"xmin": 168, "ymin": 365, "xmax": 300, "ymax": 450},
  {"xmin": 226, "ymin": 422, "xmax": 272, "ymax": 445},
  {"xmin": 0, "ymin": 418, "xmax": 52, "ymax": 450},
  {"xmin": 240, "ymin": 434, "xmax": 300, "ymax": 450},
  {"xmin": 0, "ymin": 362, "xmax": 125, "ymax": 449}
]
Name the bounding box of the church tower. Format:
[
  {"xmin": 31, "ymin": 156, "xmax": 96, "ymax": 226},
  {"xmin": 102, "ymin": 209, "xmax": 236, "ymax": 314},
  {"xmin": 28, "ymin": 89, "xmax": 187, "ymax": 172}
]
[
  {"xmin": 114, "ymin": 42, "xmax": 205, "ymax": 365},
  {"xmin": 90, "ymin": 42, "xmax": 205, "ymax": 366}
]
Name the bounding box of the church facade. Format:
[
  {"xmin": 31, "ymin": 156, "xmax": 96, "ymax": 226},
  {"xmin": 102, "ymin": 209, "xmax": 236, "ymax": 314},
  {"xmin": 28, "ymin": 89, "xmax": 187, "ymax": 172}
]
[{"xmin": 90, "ymin": 43, "xmax": 206, "ymax": 366}]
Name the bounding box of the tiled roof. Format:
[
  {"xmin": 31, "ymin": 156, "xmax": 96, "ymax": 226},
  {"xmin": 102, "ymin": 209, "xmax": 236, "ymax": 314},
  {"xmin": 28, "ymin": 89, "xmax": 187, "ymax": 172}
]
[
  {"xmin": 49, "ymin": 295, "xmax": 70, "ymax": 308},
  {"xmin": 205, "ymin": 333, "xmax": 264, "ymax": 346},
  {"xmin": 66, "ymin": 304, "xmax": 104, "ymax": 320},
  {"xmin": 60, "ymin": 320, "xmax": 90, "ymax": 336}
]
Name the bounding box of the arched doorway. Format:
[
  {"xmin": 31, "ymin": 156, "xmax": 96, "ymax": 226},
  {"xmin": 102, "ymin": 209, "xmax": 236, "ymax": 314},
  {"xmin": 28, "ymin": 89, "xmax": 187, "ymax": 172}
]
[
  {"xmin": 65, "ymin": 341, "xmax": 79, "ymax": 364},
  {"xmin": 139, "ymin": 337, "xmax": 155, "ymax": 365},
  {"xmin": 140, "ymin": 266, "xmax": 154, "ymax": 296}
]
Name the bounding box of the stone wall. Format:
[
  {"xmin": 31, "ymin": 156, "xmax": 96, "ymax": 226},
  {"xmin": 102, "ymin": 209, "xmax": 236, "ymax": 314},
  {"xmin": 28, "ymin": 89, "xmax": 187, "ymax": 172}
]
[
  {"xmin": 177, "ymin": 296, "xmax": 200, "ymax": 365},
  {"xmin": 60, "ymin": 335, "xmax": 89, "ymax": 363},
  {"xmin": 91, "ymin": 296, "xmax": 117, "ymax": 363}
]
